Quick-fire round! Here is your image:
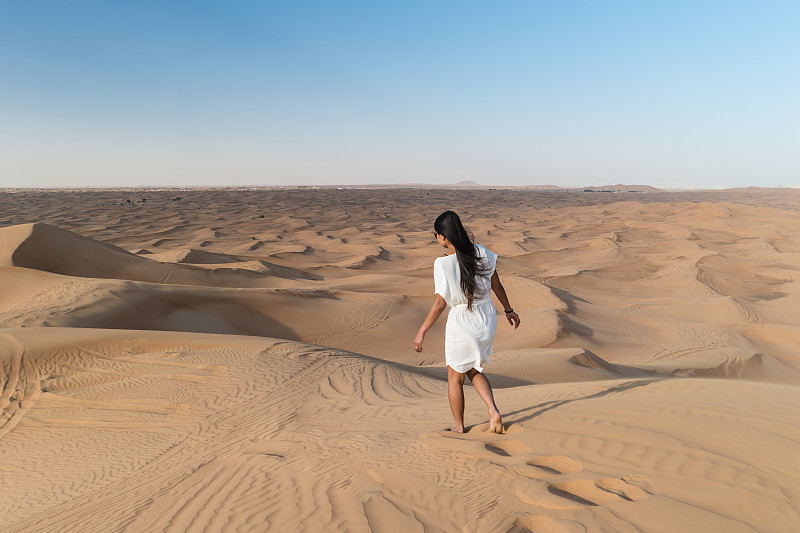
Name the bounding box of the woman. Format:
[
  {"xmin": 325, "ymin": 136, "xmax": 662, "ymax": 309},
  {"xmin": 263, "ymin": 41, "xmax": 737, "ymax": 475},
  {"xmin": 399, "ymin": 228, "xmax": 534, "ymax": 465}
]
[{"xmin": 414, "ymin": 210, "xmax": 521, "ymax": 434}]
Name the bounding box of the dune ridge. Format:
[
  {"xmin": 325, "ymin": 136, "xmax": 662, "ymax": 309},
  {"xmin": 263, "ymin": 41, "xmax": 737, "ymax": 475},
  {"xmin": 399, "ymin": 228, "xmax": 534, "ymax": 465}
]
[{"xmin": 1, "ymin": 188, "xmax": 800, "ymax": 532}]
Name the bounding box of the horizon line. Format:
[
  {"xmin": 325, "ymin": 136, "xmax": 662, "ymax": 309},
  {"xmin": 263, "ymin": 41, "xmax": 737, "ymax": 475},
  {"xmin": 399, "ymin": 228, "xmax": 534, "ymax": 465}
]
[{"xmin": 1, "ymin": 183, "xmax": 797, "ymax": 193}]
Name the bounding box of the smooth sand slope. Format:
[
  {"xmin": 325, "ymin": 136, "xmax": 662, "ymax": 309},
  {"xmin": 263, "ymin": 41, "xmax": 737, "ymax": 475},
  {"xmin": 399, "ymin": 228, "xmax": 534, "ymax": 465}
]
[{"xmin": 2, "ymin": 187, "xmax": 800, "ymax": 532}]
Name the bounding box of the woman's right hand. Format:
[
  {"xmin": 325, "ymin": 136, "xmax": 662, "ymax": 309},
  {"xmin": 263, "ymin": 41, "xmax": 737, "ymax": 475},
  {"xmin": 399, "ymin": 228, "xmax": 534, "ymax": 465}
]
[
  {"xmin": 505, "ymin": 311, "xmax": 521, "ymax": 329},
  {"xmin": 413, "ymin": 331, "xmax": 425, "ymax": 352}
]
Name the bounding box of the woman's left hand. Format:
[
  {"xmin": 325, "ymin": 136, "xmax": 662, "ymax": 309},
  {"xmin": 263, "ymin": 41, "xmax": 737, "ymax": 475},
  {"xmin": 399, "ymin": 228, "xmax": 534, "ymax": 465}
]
[
  {"xmin": 506, "ymin": 311, "xmax": 521, "ymax": 329},
  {"xmin": 413, "ymin": 331, "xmax": 425, "ymax": 352}
]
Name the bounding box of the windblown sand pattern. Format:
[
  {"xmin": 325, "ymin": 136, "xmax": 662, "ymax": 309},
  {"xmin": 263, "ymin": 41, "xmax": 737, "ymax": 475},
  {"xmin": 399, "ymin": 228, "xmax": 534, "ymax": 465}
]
[{"xmin": 1, "ymin": 187, "xmax": 800, "ymax": 532}]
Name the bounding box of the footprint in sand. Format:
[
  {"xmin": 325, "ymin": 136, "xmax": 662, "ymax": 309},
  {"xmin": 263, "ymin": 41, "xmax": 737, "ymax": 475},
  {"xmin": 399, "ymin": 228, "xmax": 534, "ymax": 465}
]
[
  {"xmin": 621, "ymin": 474, "xmax": 660, "ymax": 495},
  {"xmin": 438, "ymin": 422, "xmax": 656, "ymax": 510},
  {"xmin": 511, "ymin": 452, "xmax": 657, "ymax": 509},
  {"xmin": 594, "ymin": 477, "xmax": 650, "ymax": 501},
  {"xmin": 485, "ymin": 440, "xmax": 533, "ymax": 457},
  {"xmin": 547, "ymin": 476, "xmax": 656, "ymax": 506},
  {"xmin": 451, "ymin": 423, "xmax": 656, "ymax": 516},
  {"xmin": 527, "ymin": 455, "xmax": 583, "ymax": 475},
  {"xmin": 513, "ymin": 455, "xmax": 583, "ymax": 480},
  {"xmin": 548, "ymin": 479, "xmax": 623, "ymax": 506}
]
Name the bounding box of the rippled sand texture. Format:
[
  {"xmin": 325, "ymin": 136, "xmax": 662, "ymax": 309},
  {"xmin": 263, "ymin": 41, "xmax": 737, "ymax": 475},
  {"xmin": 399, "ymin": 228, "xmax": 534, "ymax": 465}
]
[{"xmin": 1, "ymin": 187, "xmax": 800, "ymax": 532}]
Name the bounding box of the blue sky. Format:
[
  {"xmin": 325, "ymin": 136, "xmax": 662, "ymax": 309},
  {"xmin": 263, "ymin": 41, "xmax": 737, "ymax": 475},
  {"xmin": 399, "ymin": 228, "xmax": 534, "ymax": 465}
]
[{"xmin": 1, "ymin": 1, "xmax": 798, "ymax": 188}]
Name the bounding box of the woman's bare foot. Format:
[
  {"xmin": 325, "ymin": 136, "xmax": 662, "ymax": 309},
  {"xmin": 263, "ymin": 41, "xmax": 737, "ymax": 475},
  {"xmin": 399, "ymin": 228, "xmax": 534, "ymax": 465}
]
[
  {"xmin": 448, "ymin": 426, "xmax": 466, "ymax": 433},
  {"xmin": 488, "ymin": 412, "xmax": 504, "ymax": 434}
]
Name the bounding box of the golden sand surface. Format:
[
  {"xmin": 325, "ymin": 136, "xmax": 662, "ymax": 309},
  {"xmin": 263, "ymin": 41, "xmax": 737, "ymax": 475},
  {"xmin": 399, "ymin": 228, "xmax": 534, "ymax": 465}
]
[{"xmin": 1, "ymin": 187, "xmax": 800, "ymax": 532}]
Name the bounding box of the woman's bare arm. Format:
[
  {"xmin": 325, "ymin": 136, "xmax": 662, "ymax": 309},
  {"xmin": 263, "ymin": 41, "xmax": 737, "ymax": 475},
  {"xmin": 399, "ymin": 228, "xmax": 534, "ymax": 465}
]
[
  {"xmin": 491, "ymin": 271, "xmax": 521, "ymax": 328},
  {"xmin": 414, "ymin": 294, "xmax": 447, "ymax": 352}
]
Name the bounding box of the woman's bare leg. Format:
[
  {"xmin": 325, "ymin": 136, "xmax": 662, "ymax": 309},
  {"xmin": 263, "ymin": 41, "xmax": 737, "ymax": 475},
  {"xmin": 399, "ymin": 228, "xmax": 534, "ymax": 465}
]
[
  {"xmin": 466, "ymin": 369, "xmax": 504, "ymax": 433},
  {"xmin": 447, "ymin": 366, "xmax": 467, "ymax": 432}
]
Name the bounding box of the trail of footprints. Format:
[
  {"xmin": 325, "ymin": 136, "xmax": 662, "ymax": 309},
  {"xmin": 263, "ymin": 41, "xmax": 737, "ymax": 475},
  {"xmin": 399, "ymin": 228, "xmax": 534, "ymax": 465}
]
[{"xmin": 454, "ymin": 422, "xmax": 659, "ymax": 530}]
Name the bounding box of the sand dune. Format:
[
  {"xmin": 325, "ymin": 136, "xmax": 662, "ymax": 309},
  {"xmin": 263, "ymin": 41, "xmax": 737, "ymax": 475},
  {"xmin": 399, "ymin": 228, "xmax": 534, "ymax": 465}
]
[
  {"xmin": 2, "ymin": 187, "xmax": 800, "ymax": 532},
  {"xmin": 0, "ymin": 223, "xmax": 302, "ymax": 287}
]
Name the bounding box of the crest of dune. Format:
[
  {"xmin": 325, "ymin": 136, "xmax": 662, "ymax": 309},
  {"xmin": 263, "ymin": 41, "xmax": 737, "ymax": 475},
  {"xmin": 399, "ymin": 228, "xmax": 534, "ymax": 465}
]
[{"xmin": 0, "ymin": 222, "xmax": 186, "ymax": 283}]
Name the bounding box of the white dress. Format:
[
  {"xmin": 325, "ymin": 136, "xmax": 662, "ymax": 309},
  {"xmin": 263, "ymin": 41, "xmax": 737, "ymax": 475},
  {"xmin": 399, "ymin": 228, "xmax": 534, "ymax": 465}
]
[{"xmin": 433, "ymin": 244, "xmax": 498, "ymax": 373}]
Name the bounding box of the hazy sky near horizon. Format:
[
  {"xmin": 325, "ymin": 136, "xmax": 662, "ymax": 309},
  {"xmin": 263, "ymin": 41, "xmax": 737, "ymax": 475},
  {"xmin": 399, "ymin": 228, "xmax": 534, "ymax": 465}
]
[{"xmin": 1, "ymin": 1, "xmax": 798, "ymax": 189}]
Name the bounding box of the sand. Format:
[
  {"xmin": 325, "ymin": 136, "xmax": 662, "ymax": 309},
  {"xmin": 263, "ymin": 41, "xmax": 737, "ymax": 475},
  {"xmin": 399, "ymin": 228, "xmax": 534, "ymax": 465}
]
[{"xmin": 1, "ymin": 187, "xmax": 799, "ymax": 532}]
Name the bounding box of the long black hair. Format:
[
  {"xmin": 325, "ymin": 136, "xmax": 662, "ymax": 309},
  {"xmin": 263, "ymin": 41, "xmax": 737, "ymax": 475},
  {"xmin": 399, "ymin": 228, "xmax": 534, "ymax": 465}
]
[{"xmin": 434, "ymin": 210, "xmax": 488, "ymax": 310}]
